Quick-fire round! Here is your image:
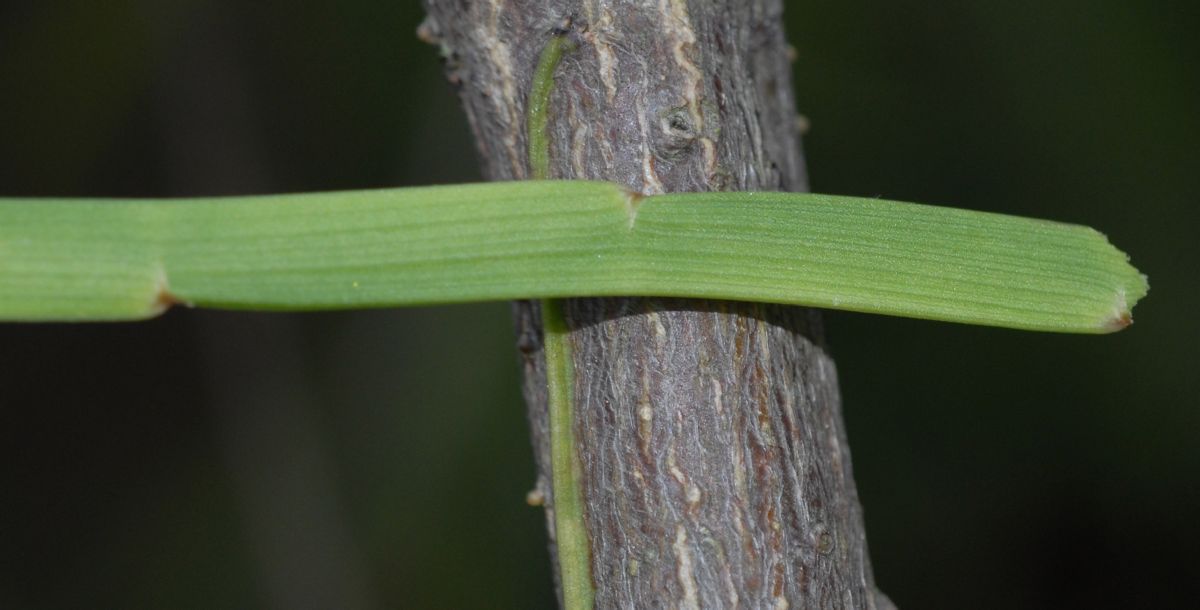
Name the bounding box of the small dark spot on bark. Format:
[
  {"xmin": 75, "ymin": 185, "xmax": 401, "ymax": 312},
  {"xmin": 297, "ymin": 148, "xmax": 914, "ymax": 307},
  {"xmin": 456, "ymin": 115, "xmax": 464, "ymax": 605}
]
[
  {"xmin": 517, "ymin": 330, "xmax": 539, "ymax": 355},
  {"xmin": 816, "ymin": 530, "xmax": 834, "ymax": 555},
  {"xmin": 668, "ymin": 113, "xmax": 691, "ymax": 134},
  {"xmin": 654, "ymin": 106, "xmax": 699, "ymax": 161}
]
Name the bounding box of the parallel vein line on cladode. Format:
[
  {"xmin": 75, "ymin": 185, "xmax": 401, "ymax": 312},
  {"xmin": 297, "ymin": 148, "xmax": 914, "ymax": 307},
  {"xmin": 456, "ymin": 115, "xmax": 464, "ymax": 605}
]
[
  {"xmin": 644, "ymin": 200, "xmax": 1121, "ymax": 262},
  {"xmin": 621, "ymin": 238, "xmax": 1124, "ymax": 300},
  {"xmin": 627, "ymin": 228, "xmax": 1121, "ymax": 292}
]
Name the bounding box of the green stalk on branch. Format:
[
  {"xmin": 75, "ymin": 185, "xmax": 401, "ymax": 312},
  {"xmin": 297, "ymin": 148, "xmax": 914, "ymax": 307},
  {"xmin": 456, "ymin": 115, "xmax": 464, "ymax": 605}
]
[
  {"xmin": 0, "ymin": 181, "xmax": 1147, "ymax": 331},
  {"xmin": 526, "ymin": 31, "xmax": 596, "ymax": 610}
]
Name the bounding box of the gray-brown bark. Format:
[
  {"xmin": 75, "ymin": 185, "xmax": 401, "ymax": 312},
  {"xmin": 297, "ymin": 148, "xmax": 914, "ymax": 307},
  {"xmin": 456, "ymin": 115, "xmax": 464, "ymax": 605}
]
[{"xmin": 420, "ymin": 1, "xmax": 887, "ymax": 607}]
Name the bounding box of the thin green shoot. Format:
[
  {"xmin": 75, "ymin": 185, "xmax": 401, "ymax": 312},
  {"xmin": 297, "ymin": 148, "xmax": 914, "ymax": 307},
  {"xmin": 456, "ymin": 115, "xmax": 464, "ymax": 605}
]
[
  {"xmin": 542, "ymin": 299, "xmax": 594, "ymax": 609},
  {"xmin": 526, "ymin": 30, "xmax": 596, "ymax": 610}
]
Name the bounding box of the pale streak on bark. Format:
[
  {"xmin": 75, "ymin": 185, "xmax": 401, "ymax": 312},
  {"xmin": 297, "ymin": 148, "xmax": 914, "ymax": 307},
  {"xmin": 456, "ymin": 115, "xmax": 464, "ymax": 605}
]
[
  {"xmin": 635, "ymin": 98, "xmax": 666, "ymax": 194},
  {"xmin": 657, "ymin": 0, "xmax": 717, "ymax": 178},
  {"xmin": 582, "ymin": 2, "xmax": 620, "ymax": 103},
  {"xmin": 571, "ymin": 123, "xmax": 589, "ymax": 177},
  {"xmin": 673, "ymin": 525, "xmax": 701, "ymax": 610},
  {"xmin": 475, "ymin": 1, "xmax": 524, "ymax": 177}
]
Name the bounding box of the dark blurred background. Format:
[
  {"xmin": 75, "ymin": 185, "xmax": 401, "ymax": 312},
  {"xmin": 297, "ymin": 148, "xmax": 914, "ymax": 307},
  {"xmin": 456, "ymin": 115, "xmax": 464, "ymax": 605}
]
[{"xmin": 0, "ymin": 1, "xmax": 1195, "ymax": 608}]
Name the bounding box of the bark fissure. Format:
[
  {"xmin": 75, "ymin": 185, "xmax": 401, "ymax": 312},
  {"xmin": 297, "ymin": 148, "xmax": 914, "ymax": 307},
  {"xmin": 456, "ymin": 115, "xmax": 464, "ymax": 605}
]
[{"xmin": 421, "ymin": 1, "xmax": 887, "ymax": 607}]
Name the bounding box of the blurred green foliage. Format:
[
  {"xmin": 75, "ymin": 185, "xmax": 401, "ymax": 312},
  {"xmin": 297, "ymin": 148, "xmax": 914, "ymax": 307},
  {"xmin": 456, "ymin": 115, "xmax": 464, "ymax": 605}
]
[{"xmin": 1, "ymin": 1, "xmax": 1196, "ymax": 608}]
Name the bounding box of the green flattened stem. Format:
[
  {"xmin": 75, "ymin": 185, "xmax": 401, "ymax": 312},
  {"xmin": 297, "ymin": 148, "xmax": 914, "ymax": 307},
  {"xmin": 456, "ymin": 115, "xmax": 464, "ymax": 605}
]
[{"xmin": 0, "ymin": 180, "xmax": 1146, "ymax": 332}]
